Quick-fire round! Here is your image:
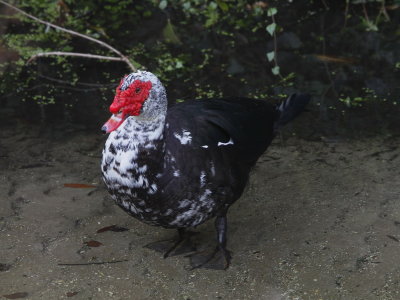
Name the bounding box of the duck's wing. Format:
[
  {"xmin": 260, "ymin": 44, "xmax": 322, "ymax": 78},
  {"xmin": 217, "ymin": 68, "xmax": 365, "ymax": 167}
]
[{"xmin": 165, "ymin": 97, "xmax": 277, "ymax": 165}]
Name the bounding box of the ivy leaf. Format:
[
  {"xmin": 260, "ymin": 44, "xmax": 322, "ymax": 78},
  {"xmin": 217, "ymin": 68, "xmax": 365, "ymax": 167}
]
[
  {"xmin": 266, "ymin": 23, "xmax": 276, "ymax": 36},
  {"xmin": 267, "ymin": 7, "xmax": 278, "ymax": 16},
  {"xmin": 271, "ymin": 66, "xmax": 280, "ymax": 76},
  {"xmin": 266, "ymin": 51, "xmax": 275, "ymax": 62},
  {"xmin": 159, "ymin": 0, "xmax": 168, "ymax": 10}
]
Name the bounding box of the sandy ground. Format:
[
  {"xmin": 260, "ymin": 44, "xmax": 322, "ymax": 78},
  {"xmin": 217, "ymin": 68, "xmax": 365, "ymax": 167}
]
[{"xmin": 1, "ymin": 123, "xmax": 400, "ymax": 300}]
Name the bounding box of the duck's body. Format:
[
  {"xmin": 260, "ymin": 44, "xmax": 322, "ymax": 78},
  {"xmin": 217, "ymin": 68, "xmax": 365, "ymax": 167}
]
[
  {"xmin": 102, "ymin": 97, "xmax": 276, "ymax": 228},
  {"xmin": 101, "ymin": 71, "xmax": 310, "ymax": 269}
]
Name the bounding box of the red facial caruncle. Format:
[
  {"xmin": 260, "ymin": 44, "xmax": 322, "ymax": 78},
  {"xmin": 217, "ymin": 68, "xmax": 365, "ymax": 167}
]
[{"xmin": 102, "ymin": 77, "xmax": 152, "ymax": 133}]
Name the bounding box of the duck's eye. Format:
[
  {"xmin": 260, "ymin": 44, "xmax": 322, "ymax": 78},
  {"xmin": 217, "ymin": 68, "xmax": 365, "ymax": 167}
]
[{"xmin": 135, "ymin": 88, "xmax": 141, "ymax": 94}]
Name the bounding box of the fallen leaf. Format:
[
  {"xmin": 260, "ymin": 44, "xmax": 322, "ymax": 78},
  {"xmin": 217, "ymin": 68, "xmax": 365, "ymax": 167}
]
[
  {"xmin": 64, "ymin": 183, "xmax": 97, "ymax": 188},
  {"xmin": 3, "ymin": 292, "xmax": 29, "ymax": 299},
  {"xmin": 84, "ymin": 240, "xmax": 103, "ymax": 247},
  {"xmin": 97, "ymin": 225, "xmax": 129, "ymax": 233},
  {"xmin": 66, "ymin": 291, "xmax": 79, "ymax": 297}
]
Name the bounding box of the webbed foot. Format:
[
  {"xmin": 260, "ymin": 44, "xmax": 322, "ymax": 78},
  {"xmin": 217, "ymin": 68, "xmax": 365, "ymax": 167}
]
[
  {"xmin": 144, "ymin": 228, "xmax": 197, "ymax": 258},
  {"xmin": 188, "ymin": 246, "xmax": 231, "ymax": 270}
]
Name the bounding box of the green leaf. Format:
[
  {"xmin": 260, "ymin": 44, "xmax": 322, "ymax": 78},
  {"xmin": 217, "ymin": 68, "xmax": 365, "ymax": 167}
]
[
  {"xmin": 162, "ymin": 19, "xmax": 181, "ymax": 44},
  {"xmin": 209, "ymin": 1, "xmax": 218, "ymax": 9},
  {"xmin": 205, "ymin": 2, "xmax": 219, "ymax": 27},
  {"xmin": 267, "ymin": 7, "xmax": 278, "ymax": 17},
  {"xmin": 266, "ymin": 23, "xmax": 276, "ymax": 36},
  {"xmin": 266, "ymin": 51, "xmax": 275, "ymax": 62},
  {"xmin": 271, "ymin": 66, "xmax": 280, "ymax": 75},
  {"xmin": 215, "ymin": 0, "xmax": 229, "ymax": 12},
  {"xmin": 159, "ymin": 0, "xmax": 168, "ymax": 10},
  {"xmin": 175, "ymin": 60, "xmax": 183, "ymax": 68}
]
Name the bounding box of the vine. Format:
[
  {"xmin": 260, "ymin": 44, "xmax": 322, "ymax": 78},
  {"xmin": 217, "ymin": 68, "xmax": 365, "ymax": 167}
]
[{"xmin": 265, "ymin": 6, "xmax": 281, "ymax": 78}]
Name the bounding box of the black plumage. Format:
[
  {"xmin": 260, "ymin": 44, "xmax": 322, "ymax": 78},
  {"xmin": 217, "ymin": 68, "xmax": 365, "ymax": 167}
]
[{"xmin": 101, "ymin": 71, "xmax": 310, "ymax": 269}]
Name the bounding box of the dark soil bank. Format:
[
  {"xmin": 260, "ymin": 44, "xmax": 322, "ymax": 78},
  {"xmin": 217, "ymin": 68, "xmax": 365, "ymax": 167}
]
[{"xmin": 1, "ymin": 124, "xmax": 400, "ymax": 300}]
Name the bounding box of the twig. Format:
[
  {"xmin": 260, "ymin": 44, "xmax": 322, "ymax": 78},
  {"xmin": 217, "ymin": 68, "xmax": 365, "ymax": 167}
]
[
  {"xmin": 27, "ymin": 52, "xmax": 126, "ymax": 64},
  {"xmin": 0, "ymin": 0, "xmax": 136, "ymax": 71},
  {"xmin": 379, "ymin": 0, "xmax": 390, "ymax": 21},
  {"xmin": 362, "ymin": 2, "xmax": 370, "ymax": 24},
  {"xmin": 38, "ymin": 74, "xmax": 116, "ymax": 87},
  {"xmin": 58, "ymin": 259, "xmax": 128, "ymax": 266},
  {"xmin": 321, "ymin": 0, "xmax": 329, "ymax": 10}
]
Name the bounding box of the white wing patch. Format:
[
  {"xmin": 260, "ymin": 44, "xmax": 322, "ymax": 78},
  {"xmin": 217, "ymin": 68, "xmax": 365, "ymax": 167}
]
[
  {"xmin": 174, "ymin": 130, "xmax": 192, "ymax": 145},
  {"xmin": 217, "ymin": 138, "xmax": 234, "ymax": 146},
  {"xmin": 148, "ymin": 183, "xmax": 158, "ymax": 194},
  {"xmin": 200, "ymin": 171, "xmax": 206, "ymax": 187}
]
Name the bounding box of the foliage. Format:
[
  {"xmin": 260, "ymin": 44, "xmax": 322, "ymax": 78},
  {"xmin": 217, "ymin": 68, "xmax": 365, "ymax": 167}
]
[{"xmin": 0, "ymin": 0, "xmax": 399, "ymax": 123}]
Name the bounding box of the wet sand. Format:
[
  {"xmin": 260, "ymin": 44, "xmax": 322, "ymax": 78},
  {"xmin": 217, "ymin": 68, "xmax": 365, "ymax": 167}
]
[{"xmin": 1, "ymin": 124, "xmax": 399, "ymax": 299}]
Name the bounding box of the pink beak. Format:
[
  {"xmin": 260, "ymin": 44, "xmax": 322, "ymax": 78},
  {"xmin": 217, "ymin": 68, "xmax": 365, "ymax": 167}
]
[{"xmin": 101, "ymin": 112, "xmax": 124, "ymax": 134}]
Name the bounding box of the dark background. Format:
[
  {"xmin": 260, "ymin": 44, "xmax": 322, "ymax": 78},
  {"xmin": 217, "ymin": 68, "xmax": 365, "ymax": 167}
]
[{"xmin": 0, "ymin": 0, "xmax": 399, "ymax": 137}]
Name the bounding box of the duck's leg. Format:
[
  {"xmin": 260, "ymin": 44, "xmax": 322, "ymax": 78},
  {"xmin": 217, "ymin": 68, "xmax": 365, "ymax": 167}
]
[
  {"xmin": 189, "ymin": 212, "xmax": 232, "ymax": 270},
  {"xmin": 145, "ymin": 228, "xmax": 197, "ymax": 258}
]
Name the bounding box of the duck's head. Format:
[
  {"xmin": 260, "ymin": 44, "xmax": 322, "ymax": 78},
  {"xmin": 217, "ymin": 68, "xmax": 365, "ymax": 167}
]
[{"xmin": 101, "ymin": 71, "xmax": 167, "ymax": 134}]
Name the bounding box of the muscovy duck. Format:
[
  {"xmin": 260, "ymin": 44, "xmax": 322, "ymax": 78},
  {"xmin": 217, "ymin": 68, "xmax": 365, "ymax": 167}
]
[{"xmin": 101, "ymin": 71, "xmax": 310, "ymax": 269}]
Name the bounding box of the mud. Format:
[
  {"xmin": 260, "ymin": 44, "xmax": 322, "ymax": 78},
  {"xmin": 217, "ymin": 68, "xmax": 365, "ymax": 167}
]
[{"xmin": 1, "ymin": 124, "xmax": 399, "ymax": 300}]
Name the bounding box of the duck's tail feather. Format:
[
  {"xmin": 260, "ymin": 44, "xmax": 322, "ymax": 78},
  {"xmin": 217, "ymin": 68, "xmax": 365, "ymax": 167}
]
[{"xmin": 274, "ymin": 93, "xmax": 311, "ymax": 131}]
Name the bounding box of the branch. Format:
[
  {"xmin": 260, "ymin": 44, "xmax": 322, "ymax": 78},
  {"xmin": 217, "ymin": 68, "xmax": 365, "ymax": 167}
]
[
  {"xmin": 0, "ymin": 0, "xmax": 136, "ymax": 72},
  {"xmin": 27, "ymin": 51, "xmax": 126, "ymax": 64},
  {"xmin": 379, "ymin": 0, "xmax": 390, "ymax": 21}
]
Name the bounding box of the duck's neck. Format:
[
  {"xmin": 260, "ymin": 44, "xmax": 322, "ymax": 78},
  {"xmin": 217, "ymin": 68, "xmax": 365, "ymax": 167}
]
[
  {"xmin": 113, "ymin": 114, "xmax": 166, "ymax": 150},
  {"xmin": 103, "ymin": 114, "xmax": 167, "ymax": 185}
]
